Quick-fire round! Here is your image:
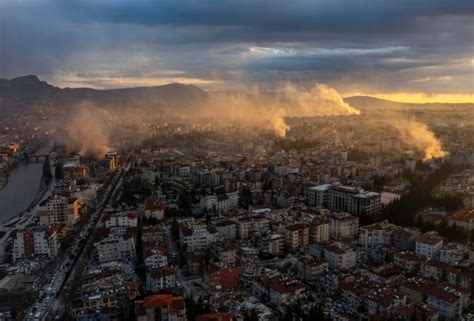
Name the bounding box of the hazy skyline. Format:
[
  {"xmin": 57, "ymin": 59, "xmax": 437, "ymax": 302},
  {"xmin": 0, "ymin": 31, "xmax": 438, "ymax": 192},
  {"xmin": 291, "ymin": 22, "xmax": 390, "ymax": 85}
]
[{"xmin": 1, "ymin": 0, "xmax": 473, "ymax": 102}]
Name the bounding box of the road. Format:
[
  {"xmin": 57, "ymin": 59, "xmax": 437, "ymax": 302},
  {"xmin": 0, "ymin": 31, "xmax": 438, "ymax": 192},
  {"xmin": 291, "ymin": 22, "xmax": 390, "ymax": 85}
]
[
  {"xmin": 22, "ymin": 161, "xmax": 131, "ymax": 321},
  {"xmin": 44, "ymin": 162, "xmax": 131, "ymax": 320}
]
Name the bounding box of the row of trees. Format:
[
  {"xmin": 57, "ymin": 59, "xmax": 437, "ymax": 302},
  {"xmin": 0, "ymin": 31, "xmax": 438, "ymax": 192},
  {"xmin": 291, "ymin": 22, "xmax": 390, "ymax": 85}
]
[{"xmin": 381, "ymin": 162, "xmax": 469, "ymax": 242}]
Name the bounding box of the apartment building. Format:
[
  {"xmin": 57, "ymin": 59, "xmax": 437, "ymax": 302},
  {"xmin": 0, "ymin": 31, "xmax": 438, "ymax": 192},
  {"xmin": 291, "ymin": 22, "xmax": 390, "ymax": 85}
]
[
  {"xmin": 200, "ymin": 191, "xmax": 239, "ymax": 213},
  {"xmin": 328, "ymin": 212, "xmax": 359, "ymax": 240},
  {"xmin": 13, "ymin": 226, "xmax": 60, "ymax": 261},
  {"xmin": 38, "ymin": 195, "xmax": 80, "ymax": 228},
  {"xmin": 233, "ymin": 216, "xmax": 270, "ymax": 239},
  {"xmin": 179, "ymin": 218, "xmax": 218, "ymax": 250},
  {"xmin": 94, "ymin": 234, "xmax": 136, "ymax": 263},
  {"xmin": 146, "ymin": 267, "xmax": 176, "ymax": 292},
  {"xmin": 322, "ymin": 242, "xmax": 357, "ymax": 269},
  {"xmin": 309, "ymin": 216, "xmax": 330, "ymax": 244},
  {"xmin": 284, "ymin": 224, "xmax": 309, "ymax": 251},
  {"xmin": 415, "ymin": 232, "xmax": 445, "ymax": 260},
  {"xmin": 309, "ymin": 184, "xmax": 381, "ymax": 216}
]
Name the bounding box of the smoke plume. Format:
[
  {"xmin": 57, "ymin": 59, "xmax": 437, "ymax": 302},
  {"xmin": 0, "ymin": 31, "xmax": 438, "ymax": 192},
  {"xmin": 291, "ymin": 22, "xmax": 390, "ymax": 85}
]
[
  {"xmin": 189, "ymin": 83, "xmax": 360, "ymax": 137},
  {"xmin": 279, "ymin": 83, "xmax": 361, "ymax": 117},
  {"xmin": 67, "ymin": 103, "xmax": 111, "ymax": 158},
  {"xmin": 392, "ymin": 119, "xmax": 448, "ymax": 161}
]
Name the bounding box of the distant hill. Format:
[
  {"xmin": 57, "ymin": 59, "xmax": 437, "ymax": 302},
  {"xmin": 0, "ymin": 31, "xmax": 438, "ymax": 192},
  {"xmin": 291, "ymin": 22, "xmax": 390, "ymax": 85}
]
[
  {"xmin": 1, "ymin": 75, "xmax": 470, "ymax": 116},
  {"xmin": 0, "ymin": 75, "xmax": 207, "ymax": 115},
  {"xmin": 344, "ymin": 95, "xmax": 473, "ymax": 110}
]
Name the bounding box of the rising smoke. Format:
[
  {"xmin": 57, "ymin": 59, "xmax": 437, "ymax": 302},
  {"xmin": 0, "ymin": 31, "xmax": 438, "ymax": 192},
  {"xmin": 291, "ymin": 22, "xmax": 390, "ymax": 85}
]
[
  {"xmin": 61, "ymin": 82, "xmax": 447, "ymax": 162},
  {"xmin": 66, "ymin": 103, "xmax": 111, "ymax": 158},
  {"xmin": 190, "ymin": 83, "xmax": 360, "ymax": 137},
  {"xmin": 392, "ymin": 119, "xmax": 448, "ymax": 161}
]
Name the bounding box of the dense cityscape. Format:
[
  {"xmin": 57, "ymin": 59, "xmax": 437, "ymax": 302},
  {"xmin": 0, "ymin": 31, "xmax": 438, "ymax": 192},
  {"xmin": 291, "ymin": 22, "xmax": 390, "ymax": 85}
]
[{"xmin": 1, "ymin": 1, "xmax": 473, "ymax": 321}]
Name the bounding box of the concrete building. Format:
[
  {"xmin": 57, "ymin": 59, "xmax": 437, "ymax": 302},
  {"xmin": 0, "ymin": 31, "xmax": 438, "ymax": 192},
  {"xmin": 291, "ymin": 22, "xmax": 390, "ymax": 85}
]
[
  {"xmin": 309, "ymin": 216, "xmax": 330, "ymax": 244},
  {"xmin": 179, "ymin": 219, "xmax": 218, "ymax": 251},
  {"xmin": 146, "ymin": 267, "xmax": 176, "ymax": 292},
  {"xmin": 415, "ymin": 232, "xmax": 445, "ymax": 260},
  {"xmin": 104, "ymin": 211, "xmax": 138, "ymax": 228},
  {"xmin": 358, "ymin": 221, "xmax": 394, "ymax": 250},
  {"xmin": 425, "ymin": 282, "xmax": 470, "ymax": 320},
  {"xmin": 38, "ymin": 195, "xmax": 80, "ymax": 228},
  {"xmin": 212, "ymin": 220, "xmax": 237, "ymax": 240},
  {"xmin": 269, "ymin": 280, "xmax": 306, "ymax": 305},
  {"xmin": 233, "ymin": 216, "xmax": 270, "ymax": 239},
  {"xmin": 135, "ymin": 294, "xmax": 186, "ymax": 321},
  {"xmin": 309, "ymin": 184, "xmax": 381, "ymax": 216},
  {"xmin": 13, "ymin": 226, "xmax": 60, "ymax": 261},
  {"xmin": 322, "ymin": 242, "xmax": 357, "ymax": 269},
  {"xmin": 144, "ymin": 197, "xmax": 165, "ymax": 220},
  {"xmin": 257, "ymin": 233, "xmax": 285, "ymax": 256},
  {"xmin": 200, "ymin": 191, "xmax": 239, "ymax": 213},
  {"xmin": 204, "ymin": 264, "xmax": 240, "ymax": 291},
  {"xmin": 328, "ymin": 212, "xmax": 359, "ymax": 240},
  {"xmin": 284, "ymin": 224, "xmax": 309, "ymax": 251},
  {"xmin": 296, "ymin": 256, "xmax": 329, "ymax": 283},
  {"xmin": 94, "ymin": 235, "xmax": 135, "ymax": 263},
  {"xmin": 439, "ymin": 243, "xmax": 469, "ymax": 265}
]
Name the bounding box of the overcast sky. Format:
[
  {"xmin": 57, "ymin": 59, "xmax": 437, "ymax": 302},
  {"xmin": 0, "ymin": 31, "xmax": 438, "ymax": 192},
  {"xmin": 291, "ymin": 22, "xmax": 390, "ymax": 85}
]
[{"xmin": 1, "ymin": 0, "xmax": 473, "ymax": 102}]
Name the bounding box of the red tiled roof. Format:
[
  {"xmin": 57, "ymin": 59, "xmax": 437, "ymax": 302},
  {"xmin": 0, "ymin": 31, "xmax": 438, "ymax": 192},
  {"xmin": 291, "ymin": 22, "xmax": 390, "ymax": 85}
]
[
  {"xmin": 270, "ymin": 280, "xmax": 305, "ymax": 293},
  {"xmin": 196, "ymin": 313, "xmax": 235, "ymax": 321},
  {"xmin": 142, "ymin": 294, "xmax": 184, "ymax": 310}
]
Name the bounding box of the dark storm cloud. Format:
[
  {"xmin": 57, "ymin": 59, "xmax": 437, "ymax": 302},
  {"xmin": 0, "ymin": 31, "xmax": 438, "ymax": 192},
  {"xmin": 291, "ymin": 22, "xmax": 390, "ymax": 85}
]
[{"xmin": 0, "ymin": 0, "xmax": 473, "ymax": 95}]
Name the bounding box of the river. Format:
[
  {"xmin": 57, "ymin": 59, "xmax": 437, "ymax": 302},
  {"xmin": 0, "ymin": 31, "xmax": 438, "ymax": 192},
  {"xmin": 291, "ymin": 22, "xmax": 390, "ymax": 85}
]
[{"xmin": 0, "ymin": 144, "xmax": 52, "ymax": 223}]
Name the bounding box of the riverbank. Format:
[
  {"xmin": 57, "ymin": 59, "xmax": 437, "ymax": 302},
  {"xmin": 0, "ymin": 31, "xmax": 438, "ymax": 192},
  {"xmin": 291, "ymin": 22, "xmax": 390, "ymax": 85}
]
[
  {"xmin": 0, "ymin": 143, "xmax": 54, "ymax": 226},
  {"xmin": 1, "ymin": 161, "xmax": 51, "ymax": 228},
  {"xmin": 0, "ymin": 142, "xmax": 45, "ymax": 192},
  {"xmin": 27, "ymin": 159, "xmax": 51, "ymax": 212}
]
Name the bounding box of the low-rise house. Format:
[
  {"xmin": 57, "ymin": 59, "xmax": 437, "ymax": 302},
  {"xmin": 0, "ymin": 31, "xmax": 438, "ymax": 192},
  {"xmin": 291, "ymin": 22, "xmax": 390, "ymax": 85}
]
[
  {"xmin": 323, "ymin": 242, "xmax": 357, "ymax": 269},
  {"xmin": 204, "ymin": 264, "xmax": 240, "ymax": 291},
  {"xmin": 296, "ymin": 256, "xmax": 329, "ymax": 283},
  {"xmin": 196, "ymin": 313, "xmax": 235, "ymax": 321},
  {"xmin": 393, "ymin": 251, "xmax": 427, "ymax": 273},
  {"xmin": 144, "ymin": 197, "xmax": 165, "ymax": 220},
  {"xmin": 421, "ymin": 261, "xmax": 451, "ymax": 281},
  {"xmin": 367, "ymin": 264, "xmax": 403, "ymax": 285},
  {"xmin": 397, "ymin": 303, "xmax": 440, "ymax": 321},
  {"xmin": 448, "ymin": 208, "xmax": 474, "ymax": 231},
  {"xmin": 269, "ymin": 279, "xmax": 305, "ymax": 305},
  {"xmin": 415, "ymin": 232, "xmax": 444, "ymax": 260},
  {"xmin": 135, "ymin": 294, "xmax": 186, "ymax": 321},
  {"xmin": 366, "ymin": 287, "xmax": 406, "ymax": 318},
  {"xmin": 425, "ymin": 282, "xmax": 470, "ymax": 320},
  {"xmin": 439, "ymin": 242, "xmax": 469, "ymax": 265},
  {"xmin": 399, "ymin": 277, "xmax": 435, "ymax": 303}
]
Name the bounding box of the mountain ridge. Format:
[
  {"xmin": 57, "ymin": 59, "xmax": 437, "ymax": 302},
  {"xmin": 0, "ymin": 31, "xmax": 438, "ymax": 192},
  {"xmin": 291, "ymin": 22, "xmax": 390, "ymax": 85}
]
[{"xmin": 0, "ymin": 75, "xmax": 471, "ymax": 116}]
